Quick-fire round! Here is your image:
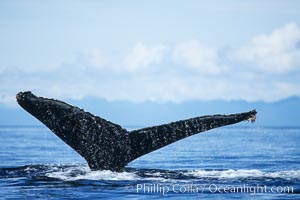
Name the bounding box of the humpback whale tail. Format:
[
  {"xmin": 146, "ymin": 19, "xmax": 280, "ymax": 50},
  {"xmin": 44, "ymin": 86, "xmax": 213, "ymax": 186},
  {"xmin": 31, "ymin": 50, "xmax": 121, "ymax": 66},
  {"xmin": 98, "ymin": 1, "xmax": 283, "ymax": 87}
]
[{"xmin": 16, "ymin": 91, "xmax": 257, "ymax": 171}]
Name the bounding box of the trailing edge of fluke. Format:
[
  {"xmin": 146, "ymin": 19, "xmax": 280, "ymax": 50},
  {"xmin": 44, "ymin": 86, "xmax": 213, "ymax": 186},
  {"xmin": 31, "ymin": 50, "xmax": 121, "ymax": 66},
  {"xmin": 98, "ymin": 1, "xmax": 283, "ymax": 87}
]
[{"xmin": 16, "ymin": 91, "xmax": 257, "ymax": 171}]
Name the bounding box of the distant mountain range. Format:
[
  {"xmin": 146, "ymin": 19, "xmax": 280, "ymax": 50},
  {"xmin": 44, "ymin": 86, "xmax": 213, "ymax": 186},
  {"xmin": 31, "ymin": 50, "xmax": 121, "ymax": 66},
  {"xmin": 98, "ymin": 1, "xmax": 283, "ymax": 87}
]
[{"xmin": 1, "ymin": 96, "xmax": 299, "ymax": 127}]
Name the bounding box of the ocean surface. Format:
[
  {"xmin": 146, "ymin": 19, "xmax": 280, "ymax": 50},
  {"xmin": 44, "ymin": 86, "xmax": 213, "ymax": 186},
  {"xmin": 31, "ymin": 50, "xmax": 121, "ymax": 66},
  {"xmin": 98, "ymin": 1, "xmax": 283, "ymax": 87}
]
[{"xmin": 0, "ymin": 125, "xmax": 299, "ymax": 199}]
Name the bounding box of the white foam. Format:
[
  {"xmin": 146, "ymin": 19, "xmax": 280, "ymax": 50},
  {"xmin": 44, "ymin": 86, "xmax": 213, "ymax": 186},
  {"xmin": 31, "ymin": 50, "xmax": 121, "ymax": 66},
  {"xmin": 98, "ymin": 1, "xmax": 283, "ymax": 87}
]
[
  {"xmin": 185, "ymin": 169, "xmax": 300, "ymax": 180},
  {"xmin": 46, "ymin": 166, "xmax": 140, "ymax": 181},
  {"xmin": 45, "ymin": 165, "xmax": 300, "ymax": 181}
]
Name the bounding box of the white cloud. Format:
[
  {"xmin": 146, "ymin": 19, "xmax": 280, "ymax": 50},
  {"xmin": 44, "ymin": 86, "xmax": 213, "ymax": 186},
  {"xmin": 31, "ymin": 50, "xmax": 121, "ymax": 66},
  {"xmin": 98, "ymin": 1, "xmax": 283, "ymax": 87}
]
[
  {"xmin": 123, "ymin": 43, "xmax": 168, "ymax": 72},
  {"xmin": 73, "ymin": 43, "xmax": 168, "ymax": 73},
  {"xmin": 172, "ymin": 40, "xmax": 226, "ymax": 74},
  {"xmin": 0, "ymin": 64, "xmax": 58, "ymax": 74},
  {"xmin": 232, "ymin": 23, "xmax": 300, "ymax": 74},
  {"xmin": 80, "ymin": 48, "xmax": 111, "ymax": 69},
  {"xmin": 0, "ymin": 94, "xmax": 16, "ymax": 108},
  {"xmin": 1, "ymin": 26, "xmax": 300, "ymax": 107}
]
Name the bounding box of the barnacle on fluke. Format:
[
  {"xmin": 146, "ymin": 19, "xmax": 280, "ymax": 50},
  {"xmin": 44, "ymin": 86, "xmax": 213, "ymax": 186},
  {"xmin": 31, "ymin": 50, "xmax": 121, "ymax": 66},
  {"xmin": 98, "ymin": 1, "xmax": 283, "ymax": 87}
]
[{"xmin": 16, "ymin": 91, "xmax": 257, "ymax": 171}]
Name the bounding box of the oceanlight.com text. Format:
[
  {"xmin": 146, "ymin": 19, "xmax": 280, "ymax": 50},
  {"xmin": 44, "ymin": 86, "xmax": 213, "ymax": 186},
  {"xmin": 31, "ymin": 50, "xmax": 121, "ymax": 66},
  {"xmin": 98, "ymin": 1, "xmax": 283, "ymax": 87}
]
[{"xmin": 125, "ymin": 183, "xmax": 294, "ymax": 196}]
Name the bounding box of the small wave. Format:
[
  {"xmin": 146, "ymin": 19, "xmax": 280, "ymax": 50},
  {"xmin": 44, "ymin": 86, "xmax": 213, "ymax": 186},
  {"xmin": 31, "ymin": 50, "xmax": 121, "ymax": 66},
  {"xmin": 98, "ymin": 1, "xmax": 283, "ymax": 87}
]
[
  {"xmin": 1, "ymin": 165, "xmax": 300, "ymax": 182},
  {"xmin": 184, "ymin": 169, "xmax": 300, "ymax": 180},
  {"xmin": 46, "ymin": 166, "xmax": 140, "ymax": 181},
  {"xmin": 46, "ymin": 167, "xmax": 300, "ymax": 182}
]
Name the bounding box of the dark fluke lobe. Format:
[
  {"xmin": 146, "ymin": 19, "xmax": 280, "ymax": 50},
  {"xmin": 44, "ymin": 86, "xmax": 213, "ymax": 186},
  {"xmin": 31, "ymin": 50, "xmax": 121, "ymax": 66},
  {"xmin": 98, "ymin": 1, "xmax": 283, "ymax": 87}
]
[{"xmin": 16, "ymin": 91, "xmax": 257, "ymax": 171}]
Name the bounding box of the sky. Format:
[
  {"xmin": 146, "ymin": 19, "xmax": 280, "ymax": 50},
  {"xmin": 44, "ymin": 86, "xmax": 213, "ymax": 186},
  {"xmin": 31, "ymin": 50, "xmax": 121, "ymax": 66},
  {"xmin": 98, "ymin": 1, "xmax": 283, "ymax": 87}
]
[{"xmin": 1, "ymin": 0, "xmax": 300, "ymax": 106}]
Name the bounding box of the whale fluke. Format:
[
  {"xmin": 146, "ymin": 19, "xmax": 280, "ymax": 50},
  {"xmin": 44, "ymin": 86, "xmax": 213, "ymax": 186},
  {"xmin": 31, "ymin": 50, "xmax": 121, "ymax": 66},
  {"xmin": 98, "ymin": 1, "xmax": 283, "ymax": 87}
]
[{"xmin": 16, "ymin": 91, "xmax": 257, "ymax": 171}]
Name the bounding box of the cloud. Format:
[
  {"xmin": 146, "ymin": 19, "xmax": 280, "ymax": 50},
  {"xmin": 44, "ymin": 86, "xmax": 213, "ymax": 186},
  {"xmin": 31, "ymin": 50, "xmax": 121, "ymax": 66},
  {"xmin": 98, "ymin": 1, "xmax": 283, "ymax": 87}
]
[
  {"xmin": 75, "ymin": 43, "xmax": 168, "ymax": 73},
  {"xmin": 123, "ymin": 43, "xmax": 168, "ymax": 72},
  {"xmin": 172, "ymin": 40, "xmax": 227, "ymax": 74},
  {"xmin": 1, "ymin": 24, "xmax": 300, "ymax": 107},
  {"xmin": 232, "ymin": 23, "xmax": 300, "ymax": 74},
  {"xmin": 79, "ymin": 48, "xmax": 111, "ymax": 69}
]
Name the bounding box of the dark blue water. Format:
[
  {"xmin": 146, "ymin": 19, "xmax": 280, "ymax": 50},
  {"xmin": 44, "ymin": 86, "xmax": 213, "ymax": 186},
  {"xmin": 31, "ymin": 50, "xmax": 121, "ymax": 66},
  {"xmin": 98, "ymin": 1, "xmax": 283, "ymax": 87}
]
[{"xmin": 0, "ymin": 125, "xmax": 299, "ymax": 199}]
